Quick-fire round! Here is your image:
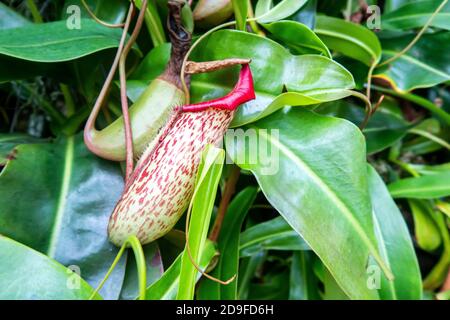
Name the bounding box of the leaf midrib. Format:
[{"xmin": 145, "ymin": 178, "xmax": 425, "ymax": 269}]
[
  {"xmin": 46, "ymin": 136, "xmax": 74, "ymax": 258},
  {"xmin": 255, "ymin": 128, "xmax": 386, "ymax": 270},
  {"xmin": 382, "ymin": 50, "xmax": 450, "ymax": 78},
  {"xmin": 314, "ymin": 28, "xmax": 378, "ymax": 61}
]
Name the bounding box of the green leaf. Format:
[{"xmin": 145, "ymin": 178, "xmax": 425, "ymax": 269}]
[
  {"xmin": 130, "ymin": 43, "xmax": 171, "ymax": 83},
  {"xmin": 0, "ymin": 133, "xmax": 46, "ymax": 166},
  {"xmin": 408, "ymin": 200, "xmax": 442, "ymax": 251},
  {"xmin": 317, "ymin": 99, "xmax": 411, "ymax": 154},
  {"xmin": 0, "ymin": 19, "xmax": 134, "ymax": 62},
  {"xmin": 289, "ymin": 251, "xmax": 321, "ymax": 300},
  {"xmin": 231, "ymin": 0, "xmax": 248, "ymax": 31},
  {"xmin": 239, "ymin": 216, "xmax": 310, "ymax": 257},
  {"xmin": 0, "ymin": 134, "xmax": 126, "ymax": 299},
  {"xmin": 382, "ymin": 0, "xmax": 450, "ymax": 31},
  {"xmin": 262, "ymin": 20, "xmax": 331, "ymax": 57},
  {"xmin": 374, "ymin": 32, "xmax": 450, "ymax": 92},
  {"xmin": 388, "ymin": 172, "xmax": 450, "ymax": 199},
  {"xmin": 368, "ymin": 166, "xmax": 422, "ymax": 300},
  {"xmin": 198, "ymin": 186, "xmax": 258, "ymax": 299},
  {"xmin": 255, "ymin": 0, "xmax": 308, "ymax": 23},
  {"xmin": 176, "ymin": 145, "xmax": 225, "ymax": 299},
  {"xmin": 315, "ymin": 15, "xmax": 381, "ymax": 66},
  {"xmin": 0, "ymin": 235, "xmax": 100, "ymax": 300},
  {"xmin": 146, "ymin": 240, "xmax": 216, "ymax": 300},
  {"xmin": 0, "ymin": 2, "xmax": 31, "ymax": 29},
  {"xmin": 226, "ymin": 108, "xmax": 390, "ymax": 299},
  {"xmin": 189, "ymin": 29, "xmax": 354, "ymax": 127}
]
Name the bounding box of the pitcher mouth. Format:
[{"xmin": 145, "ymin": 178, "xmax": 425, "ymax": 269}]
[{"xmin": 182, "ymin": 63, "xmax": 255, "ymax": 113}]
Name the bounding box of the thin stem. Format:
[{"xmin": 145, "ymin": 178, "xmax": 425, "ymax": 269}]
[
  {"xmin": 26, "ymin": 0, "xmax": 43, "ymax": 23},
  {"xmin": 372, "ymin": 85, "xmax": 450, "ymax": 125},
  {"xmin": 88, "ymin": 235, "xmax": 147, "ymax": 300},
  {"xmin": 209, "ymin": 166, "xmax": 241, "ymax": 242},
  {"xmin": 378, "ymin": 0, "xmax": 448, "ymax": 67},
  {"xmin": 81, "ymin": 0, "xmax": 125, "ymax": 28},
  {"xmin": 247, "ymin": 0, "xmax": 265, "ymax": 36},
  {"xmin": 84, "ymin": 3, "xmax": 133, "ymax": 155},
  {"xmin": 184, "ymin": 198, "xmax": 236, "ymax": 285},
  {"xmin": 345, "ymin": 89, "xmax": 373, "ymax": 129},
  {"xmin": 89, "ymin": 242, "xmax": 127, "ymax": 300},
  {"xmin": 366, "ymin": 62, "xmax": 377, "ymax": 102},
  {"xmin": 119, "ymin": 0, "xmax": 148, "ymax": 183}
]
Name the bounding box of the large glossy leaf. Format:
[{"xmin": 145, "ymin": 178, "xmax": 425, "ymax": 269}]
[
  {"xmin": 239, "ymin": 216, "xmax": 310, "ymax": 257},
  {"xmin": 145, "ymin": 240, "xmax": 216, "ymax": 300},
  {"xmin": 0, "ymin": 134, "xmax": 126, "ymax": 299},
  {"xmin": 315, "ymin": 15, "xmax": 381, "ymax": 66},
  {"xmin": 0, "ymin": 235, "xmax": 100, "ymax": 300},
  {"xmin": 255, "ymin": 0, "xmax": 308, "ymax": 23},
  {"xmin": 368, "ymin": 166, "xmax": 422, "ymax": 300},
  {"xmin": 388, "ymin": 172, "xmax": 450, "ymax": 199},
  {"xmin": 0, "ymin": 3, "xmax": 31, "ymax": 29},
  {"xmin": 128, "ymin": 30, "xmax": 354, "ymax": 127},
  {"xmin": 262, "ymin": 20, "xmax": 331, "ymax": 57},
  {"xmin": 190, "ymin": 30, "xmax": 354, "ymax": 127},
  {"xmin": 374, "ymin": 32, "xmax": 450, "ymax": 92},
  {"xmin": 317, "ymin": 99, "xmax": 411, "ymax": 154},
  {"xmin": 0, "ymin": 19, "xmax": 133, "ymax": 62},
  {"xmin": 198, "ymin": 186, "xmax": 258, "ymax": 300},
  {"xmin": 177, "ymin": 145, "xmax": 225, "ymax": 299},
  {"xmin": 226, "ymin": 108, "xmax": 389, "ymax": 299},
  {"xmin": 382, "ymin": 0, "xmax": 450, "ymax": 31}
]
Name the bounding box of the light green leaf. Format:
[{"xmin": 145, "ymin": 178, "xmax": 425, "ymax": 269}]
[
  {"xmin": 226, "ymin": 108, "xmax": 391, "ymax": 299},
  {"xmin": 262, "ymin": 20, "xmax": 331, "ymax": 57},
  {"xmin": 190, "ymin": 30, "xmax": 354, "ymax": 127},
  {"xmin": 231, "ymin": 0, "xmax": 248, "ymax": 31},
  {"xmin": 374, "ymin": 32, "xmax": 450, "ymax": 92},
  {"xmin": 256, "ymin": 0, "xmax": 308, "ymax": 23},
  {"xmin": 145, "ymin": 240, "xmax": 216, "ymax": 300},
  {"xmin": 198, "ymin": 186, "xmax": 258, "ymax": 299},
  {"xmin": 408, "ymin": 200, "xmax": 442, "ymax": 251},
  {"xmin": 315, "ymin": 15, "xmax": 381, "ymax": 66},
  {"xmin": 368, "ymin": 166, "xmax": 422, "ymax": 300},
  {"xmin": 388, "ymin": 172, "xmax": 450, "ymax": 199},
  {"xmin": 382, "ymin": 0, "xmax": 450, "ymax": 31},
  {"xmin": 0, "ymin": 19, "xmax": 137, "ymax": 62},
  {"xmin": 176, "ymin": 145, "xmax": 225, "ymax": 299}
]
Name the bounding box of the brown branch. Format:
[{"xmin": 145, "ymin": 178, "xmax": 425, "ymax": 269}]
[
  {"xmin": 119, "ymin": 0, "xmax": 148, "ymax": 183},
  {"xmin": 208, "ymin": 165, "xmax": 241, "ymax": 242}
]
